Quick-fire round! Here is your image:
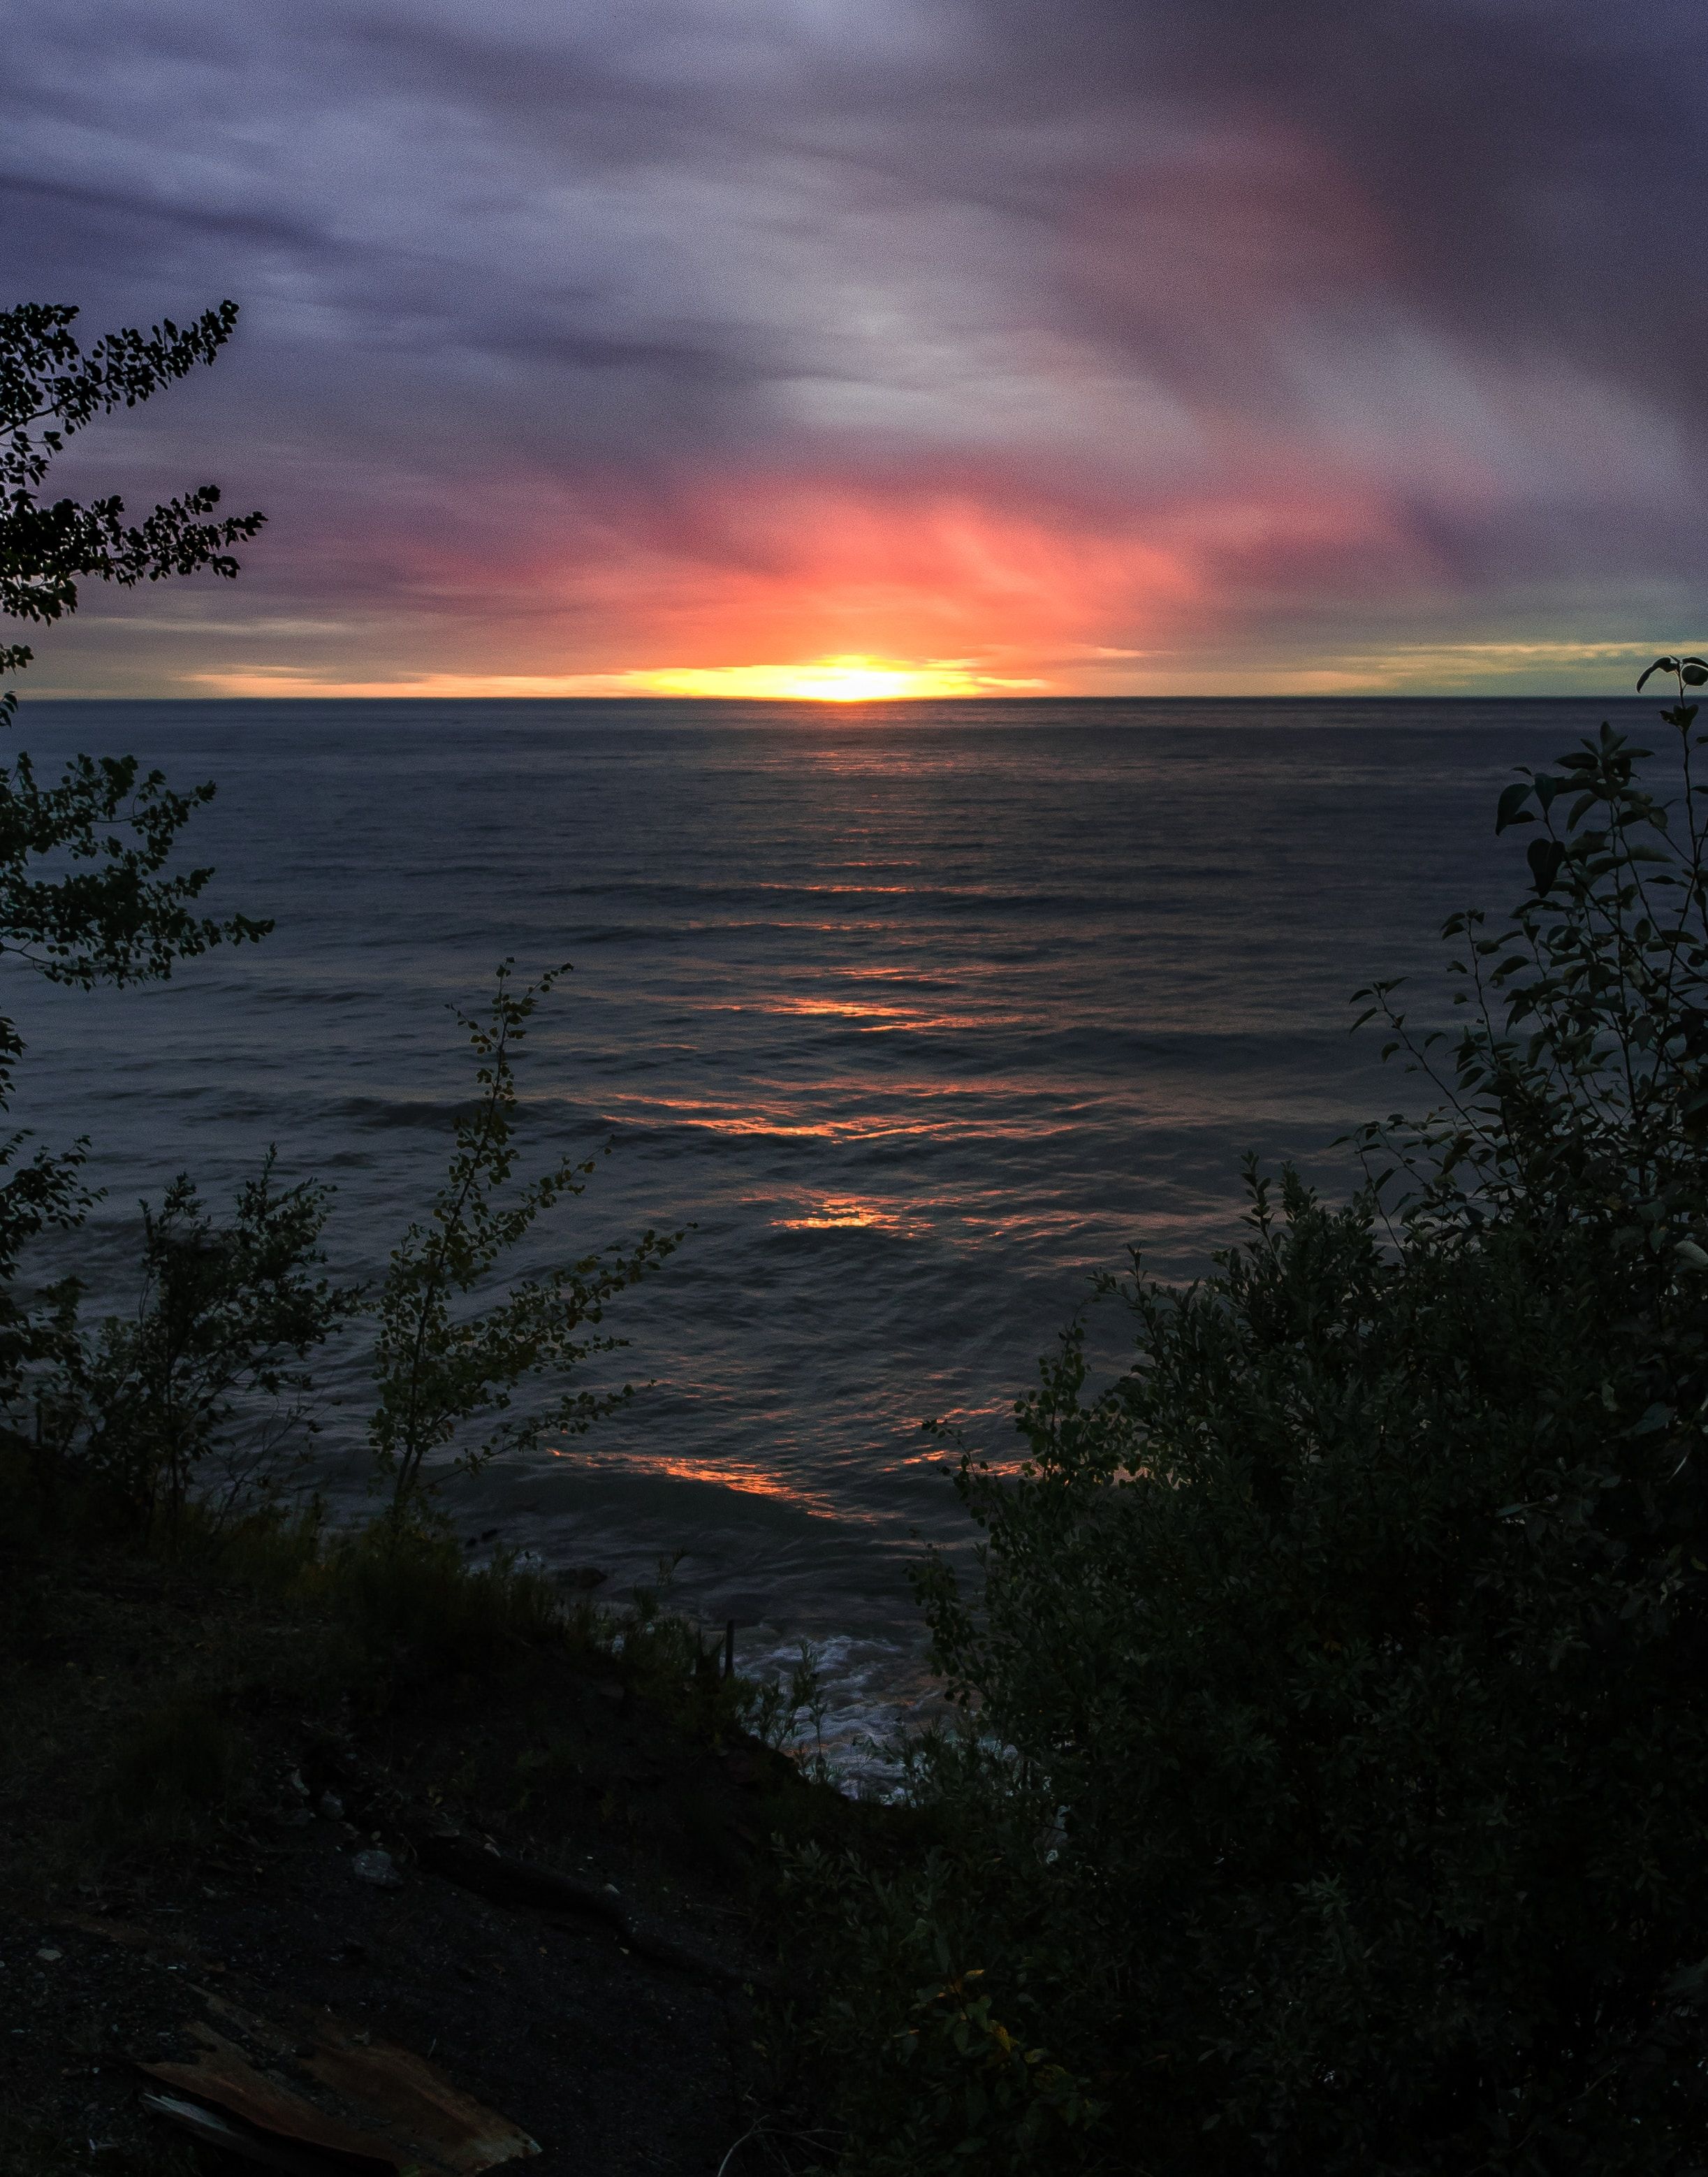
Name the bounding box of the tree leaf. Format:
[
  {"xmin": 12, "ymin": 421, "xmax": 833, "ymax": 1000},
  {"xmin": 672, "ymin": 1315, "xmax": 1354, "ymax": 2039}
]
[{"xmin": 1527, "ymin": 838, "xmax": 1566, "ymax": 897}]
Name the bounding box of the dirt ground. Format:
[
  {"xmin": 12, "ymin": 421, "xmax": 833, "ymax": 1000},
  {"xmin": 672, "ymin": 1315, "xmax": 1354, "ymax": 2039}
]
[{"xmin": 0, "ymin": 1543, "xmax": 831, "ymax": 2177}]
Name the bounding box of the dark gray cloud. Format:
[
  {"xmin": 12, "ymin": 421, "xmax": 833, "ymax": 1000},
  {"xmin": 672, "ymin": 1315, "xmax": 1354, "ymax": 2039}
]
[{"xmin": 4, "ymin": 0, "xmax": 1704, "ymax": 694}]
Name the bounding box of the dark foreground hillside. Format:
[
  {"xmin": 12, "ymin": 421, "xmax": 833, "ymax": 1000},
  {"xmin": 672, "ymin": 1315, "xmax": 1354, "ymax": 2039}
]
[{"xmin": 0, "ymin": 1524, "xmax": 835, "ymax": 2176}]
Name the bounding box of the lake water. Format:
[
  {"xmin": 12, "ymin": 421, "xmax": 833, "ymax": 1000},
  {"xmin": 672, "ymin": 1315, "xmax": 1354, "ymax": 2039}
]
[{"xmin": 5, "ymin": 696, "xmax": 1654, "ymax": 1764}]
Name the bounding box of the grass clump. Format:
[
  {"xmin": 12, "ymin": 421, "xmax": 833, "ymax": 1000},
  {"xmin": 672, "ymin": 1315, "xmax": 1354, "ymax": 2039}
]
[{"xmin": 304, "ymin": 1520, "xmax": 573, "ymax": 1680}]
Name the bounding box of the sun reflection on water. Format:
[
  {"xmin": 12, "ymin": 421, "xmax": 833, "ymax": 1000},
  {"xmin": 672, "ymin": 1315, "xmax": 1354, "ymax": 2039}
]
[
  {"xmin": 544, "ymin": 1446, "xmax": 839, "ymax": 1515},
  {"xmin": 775, "ymin": 1194, "xmax": 919, "ymax": 1233}
]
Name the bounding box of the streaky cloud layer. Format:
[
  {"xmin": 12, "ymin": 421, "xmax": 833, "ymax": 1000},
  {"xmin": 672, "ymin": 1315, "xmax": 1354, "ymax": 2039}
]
[{"xmin": 5, "ymin": 0, "xmax": 1705, "ymax": 695}]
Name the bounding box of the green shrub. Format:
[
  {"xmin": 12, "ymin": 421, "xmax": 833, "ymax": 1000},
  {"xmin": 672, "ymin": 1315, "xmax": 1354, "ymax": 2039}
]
[
  {"xmin": 790, "ymin": 669, "xmax": 1708, "ymax": 2176},
  {"xmin": 23, "ymin": 1158, "xmax": 355, "ymax": 1533}
]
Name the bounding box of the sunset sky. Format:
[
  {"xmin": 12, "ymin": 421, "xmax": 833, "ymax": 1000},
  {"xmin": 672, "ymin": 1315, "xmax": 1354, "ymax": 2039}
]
[{"xmin": 7, "ymin": 0, "xmax": 1706, "ymax": 699}]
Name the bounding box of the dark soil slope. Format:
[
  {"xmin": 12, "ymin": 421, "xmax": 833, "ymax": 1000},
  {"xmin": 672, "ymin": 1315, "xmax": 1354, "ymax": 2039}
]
[{"xmin": 0, "ymin": 1536, "xmax": 826, "ymax": 2177}]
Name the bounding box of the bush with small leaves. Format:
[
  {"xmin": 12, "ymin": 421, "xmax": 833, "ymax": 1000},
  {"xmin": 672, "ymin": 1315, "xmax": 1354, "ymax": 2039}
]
[
  {"xmin": 789, "ymin": 663, "xmax": 1708, "ymax": 2176},
  {"xmin": 16, "ymin": 1156, "xmax": 357, "ymax": 1533}
]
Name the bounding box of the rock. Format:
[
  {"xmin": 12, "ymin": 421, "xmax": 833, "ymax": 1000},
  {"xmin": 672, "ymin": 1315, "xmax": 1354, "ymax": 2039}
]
[
  {"xmin": 349, "ymin": 1849, "xmax": 402, "ymax": 1889},
  {"xmin": 318, "ymin": 1791, "xmax": 345, "ymax": 1821}
]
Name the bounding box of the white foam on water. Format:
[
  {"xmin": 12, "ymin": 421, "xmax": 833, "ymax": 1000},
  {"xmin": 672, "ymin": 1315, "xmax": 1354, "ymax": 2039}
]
[{"xmin": 738, "ymin": 1628, "xmax": 949, "ymax": 1798}]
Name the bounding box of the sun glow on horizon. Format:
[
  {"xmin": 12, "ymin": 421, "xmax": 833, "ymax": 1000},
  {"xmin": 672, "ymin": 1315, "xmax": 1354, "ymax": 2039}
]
[
  {"xmin": 185, "ymin": 654, "xmax": 1048, "ymax": 701},
  {"xmin": 627, "ymin": 655, "xmax": 1035, "ymax": 701}
]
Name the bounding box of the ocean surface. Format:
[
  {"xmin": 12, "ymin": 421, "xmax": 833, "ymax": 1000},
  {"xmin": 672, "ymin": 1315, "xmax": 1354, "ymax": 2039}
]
[{"xmin": 5, "ymin": 696, "xmax": 1656, "ymax": 1765}]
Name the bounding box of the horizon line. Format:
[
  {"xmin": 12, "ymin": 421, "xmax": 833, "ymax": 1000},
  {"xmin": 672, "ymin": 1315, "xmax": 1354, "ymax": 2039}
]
[{"xmin": 11, "ymin": 688, "xmax": 1665, "ymax": 706}]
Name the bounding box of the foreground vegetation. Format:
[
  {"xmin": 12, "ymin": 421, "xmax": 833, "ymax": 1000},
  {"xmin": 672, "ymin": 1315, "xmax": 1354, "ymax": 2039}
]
[{"xmin": 784, "ymin": 667, "xmax": 1708, "ymax": 2174}]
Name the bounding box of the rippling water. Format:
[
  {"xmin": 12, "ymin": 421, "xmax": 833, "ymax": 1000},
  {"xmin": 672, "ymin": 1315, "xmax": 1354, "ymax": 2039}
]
[{"xmin": 6, "ymin": 696, "xmax": 1651, "ymax": 1754}]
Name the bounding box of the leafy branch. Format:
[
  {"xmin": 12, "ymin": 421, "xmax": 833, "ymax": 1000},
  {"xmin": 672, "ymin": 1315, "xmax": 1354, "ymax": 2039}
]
[
  {"xmin": 370, "ymin": 961, "xmax": 680, "ymax": 1511},
  {"xmin": 0, "ymin": 296, "xmax": 269, "ymax": 1414},
  {"xmin": 1, "ymin": 301, "xmax": 265, "ymax": 678}
]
